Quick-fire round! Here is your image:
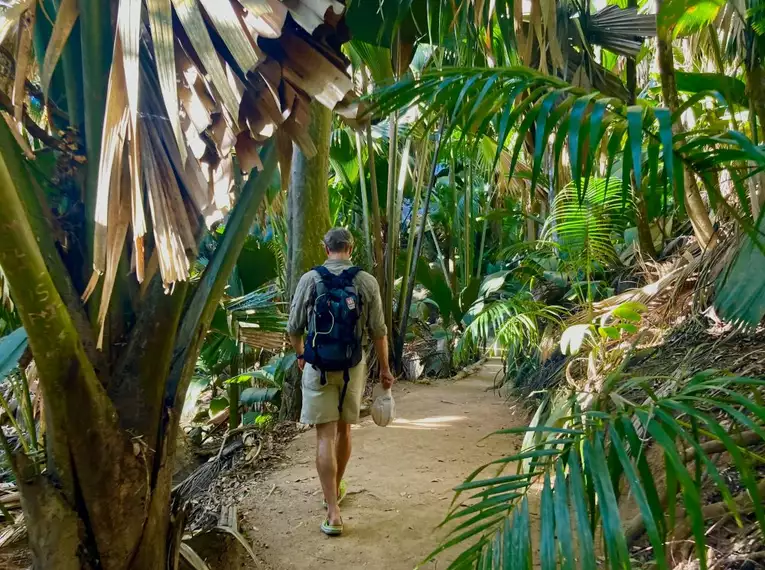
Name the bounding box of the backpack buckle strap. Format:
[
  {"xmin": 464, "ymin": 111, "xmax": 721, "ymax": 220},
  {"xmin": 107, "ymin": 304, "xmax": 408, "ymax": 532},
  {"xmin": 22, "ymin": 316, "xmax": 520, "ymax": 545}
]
[{"xmin": 338, "ymin": 368, "xmax": 351, "ymax": 413}]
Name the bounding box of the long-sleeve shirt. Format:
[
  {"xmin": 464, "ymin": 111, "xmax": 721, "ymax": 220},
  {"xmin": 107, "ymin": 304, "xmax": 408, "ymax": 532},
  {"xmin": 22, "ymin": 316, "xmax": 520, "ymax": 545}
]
[{"xmin": 287, "ymin": 258, "xmax": 387, "ymax": 344}]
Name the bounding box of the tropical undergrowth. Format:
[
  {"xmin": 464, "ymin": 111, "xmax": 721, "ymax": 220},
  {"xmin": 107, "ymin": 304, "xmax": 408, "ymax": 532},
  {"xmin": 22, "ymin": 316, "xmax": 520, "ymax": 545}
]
[{"xmin": 427, "ymin": 366, "xmax": 765, "ymax": 569}]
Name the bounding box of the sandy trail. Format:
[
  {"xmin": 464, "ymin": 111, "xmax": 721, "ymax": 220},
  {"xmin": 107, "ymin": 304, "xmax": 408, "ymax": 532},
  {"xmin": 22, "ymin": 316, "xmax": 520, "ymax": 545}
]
[{"xmin": 240, "ymin": 361, "xmax": 528, "ymax": 570}]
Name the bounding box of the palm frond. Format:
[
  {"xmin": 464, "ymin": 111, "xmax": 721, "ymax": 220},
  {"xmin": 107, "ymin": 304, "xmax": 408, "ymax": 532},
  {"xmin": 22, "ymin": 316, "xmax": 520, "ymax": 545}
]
[
  {"xmin": 585, "ymin": 5, "xmax": 657, "ymax": 58},
  {"xmin": 541, "ymin": 178, "xmax": 628, "ymax": 270},
  {"xmin": 456, "ymin": 292, "xmax": 563, "ymax": 359},
  {"xmin": 371, "ymin": 65, "xmax": 765, "ymax": 234},
  {"xmin": 714, "ymin": 212, "xmax": 765, "ymax": 326},
  {"xmin": 0, "ymin": 0, "xmax": 355, "ymax": 293},
  {"xmin": 433, "ymin": 371, "xmax": 765, "ymax": 570}
]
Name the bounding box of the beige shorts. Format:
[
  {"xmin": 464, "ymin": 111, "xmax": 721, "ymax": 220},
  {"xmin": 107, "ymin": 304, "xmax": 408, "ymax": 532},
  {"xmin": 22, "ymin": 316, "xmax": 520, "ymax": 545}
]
[{"xmin": 300, "ymin": 357, "xmax": 366, "ymax": 425}]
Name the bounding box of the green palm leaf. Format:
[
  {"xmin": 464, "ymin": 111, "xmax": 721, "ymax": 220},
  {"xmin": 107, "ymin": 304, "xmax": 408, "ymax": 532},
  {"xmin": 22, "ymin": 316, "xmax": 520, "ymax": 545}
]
[{"xmin": 427, "ymin": 372, "xmax": 765, "ymax": 569}]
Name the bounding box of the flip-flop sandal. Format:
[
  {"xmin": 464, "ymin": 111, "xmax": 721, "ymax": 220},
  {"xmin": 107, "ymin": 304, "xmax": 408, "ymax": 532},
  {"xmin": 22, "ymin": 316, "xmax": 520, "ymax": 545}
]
[
  {"xmin": 321, "ymin": 518, "xmax": 343, "ymax": 536},
  {"xmin": 322, "ymin": 480, "xmax": 348, "ymax": 508}
]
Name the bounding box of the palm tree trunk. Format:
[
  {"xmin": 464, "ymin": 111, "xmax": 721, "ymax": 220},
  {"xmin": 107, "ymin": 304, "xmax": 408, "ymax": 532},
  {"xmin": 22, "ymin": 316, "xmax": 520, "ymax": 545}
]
[
  {"xmin": 282, "ymin": 101, "xmax": 332, "ymax": 421},
  {"xmin": 656, "ymin": 1, "xmax": 716, "ymax": 248},
  {"xmin": 464, "ymin": 163, "xmax": 473, "ymax": 285},
  {"xmin": 747, "ymin": 62, "xmax": 765, "ymax": 143},
  {"xmin": 397, "ymin": 139, "xmax": 428, "ymax": 326},
  {"xmin": 449, "ymin": 150, "xmax": 459, "ymax": 293},
  {"xmin": 360, "ymin": 70, "xmax": 385, "ymax": 289},
  {"xmin": 395, "ymin": 120, "xmax": 445, "ymax": 370},
  {"xmin": 477, "ymin": 203, "xmax": 489, "ymax": 278},
  {"xmin": 286, "ymin": 102, "xmax": 332, "ymax": 296},
  {"xmin": 355, "ymin": 132, "xmax": 373, "ymax": 265},
  {"xmin": 228, "ymin": 348, "xmax": 241, "ymax": 430},
  {"xmin": 384, "ymin": 113, "xmax": 398, "ymax": 340},
  {"xmin": 746, "ymin": 65, "xmax": 765, "ymax": 219},
  {"xmin": 1, "ymin": 124, "xmax": 277, "ymax": 568},
  {"xmin": 525, "ymin": 188, "xmax": 536, "ymax": 242},
  {"xmin": 428, "ymin": 218, "xmax": 451, "ymax": 289},
  {"xmin": 365, "ymin": 122, "xmax": 385, "ymax": 289},
  {"xmin": 627, "ymin": 2, "xmax": 658, "ymax": 258}
]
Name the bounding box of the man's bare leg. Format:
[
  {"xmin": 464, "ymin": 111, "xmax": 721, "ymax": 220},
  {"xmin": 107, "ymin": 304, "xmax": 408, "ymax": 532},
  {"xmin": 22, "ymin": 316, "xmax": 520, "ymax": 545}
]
[
  {"xmin": 336, "ymin": 420, "xmax": 352, "ymax": 496},
  {"xmin": 316, "ymin": 422, "xmax": 341, "ymax": 525}
]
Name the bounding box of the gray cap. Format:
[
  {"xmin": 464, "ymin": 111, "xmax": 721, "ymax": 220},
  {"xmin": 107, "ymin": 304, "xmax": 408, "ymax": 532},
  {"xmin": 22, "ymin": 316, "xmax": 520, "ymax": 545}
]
[{"xmin": 323, "ymin": 227, "xmax": 354, "ymax": 252}]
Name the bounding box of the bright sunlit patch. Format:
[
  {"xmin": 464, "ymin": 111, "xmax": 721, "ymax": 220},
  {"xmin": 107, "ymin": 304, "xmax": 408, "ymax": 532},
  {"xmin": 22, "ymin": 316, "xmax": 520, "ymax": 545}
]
[{"xmin": 388, "ymin": 415, "xmax": 469, "ymax": 430}]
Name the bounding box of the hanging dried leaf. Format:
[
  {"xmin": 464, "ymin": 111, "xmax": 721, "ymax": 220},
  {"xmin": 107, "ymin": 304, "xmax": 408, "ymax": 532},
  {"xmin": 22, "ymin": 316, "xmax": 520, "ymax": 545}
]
[
  {"xmin": 171, "ymin": 0, "xmax": 242, "ymax": 124},
  {"xmin": 280, "ymin": 94, "xmax": 316, "ymax": 157},
  {"xmin": 542, "ymin": 0, "xmax": 564, "ymax": 72},
  {"xmin": 286, "ymin": 0, "xmax": 344, "ymax": 34},
  {"xmin": 281, "ymin": 33, "xmax": 353, "ymax": 109},
  {"xmin": 139, "ymin": 60, "xmax": 221, "ymax": 229},
  {"xmin": 529, "ymin": 0, "xmax": 545, "ymax": 74},
  {"xmin": 199, "ymin": 0, "xmax": 262, "ymax": 73},
  {"xmin": 179, "ymin": 91, "xmax": 211, "ymax": 144},
  {"xmin": 118, "ymin": 0, "xmax": 142, "ymax": 124},
  {"xmin": 183, "ymin": 115, "xmax": 208, "ymax": 160},
  {"xmin": 141, "ymin": 122, "xmax": 190, "ymax": 284},
  {"xmin": 12, "ymin": 3, "xmax": 34, "ymax": 124},
  {"xmin": 144, "ymin": 120, "xmax": 197, "ymax": 252},
  {"xmin": 40, "ymin": 0, "xmax": 79, "ymax": 98},
  {"xmin": 96, "ymin": 151, "xmax": 131, "ymax": 349},
  {"xmin": 209, "ymin": 113, "xmax": 237, "ymax": 156},
  {"xmin": 147, "ymin": 0, "xmax": 187, "ymax": 164},
  {"xmin": 275, "ymin": 129, "xmax": 292, "ymax": 193},
  {"xmin": 241, "ymin": 0, "xmax": 286, "ymax": 39},
  {"xmin": 208, "ymin": 155, "xmax": 234, "ymax": 212},
  {"xmin": 516, "ymin": 0, "xmax": 530, "ymax": 65},
  {"xmin": 235, "ymin": 130, "xmax": 264, "ymax": 173},
  {"xmin": 118, "ymin": 0, "xmax": 146, "ymax": 281},
  {"xmin": 0, "ymin": 0, "xmax": 34, "ymax": 48},
  {"xmin": 185, "ymin": 152, "xmax": 224, "ymax": 227},
  {"xmin": 1, "ymin": 111, "xmax": 33, "ymax": 159},
  {"xmin": 49, "ymin": 0, "xmax": 351, "ymax": 290},
  {"xmin": 93, "ymin": 37, "xmax": 130, "ymax": 277}
]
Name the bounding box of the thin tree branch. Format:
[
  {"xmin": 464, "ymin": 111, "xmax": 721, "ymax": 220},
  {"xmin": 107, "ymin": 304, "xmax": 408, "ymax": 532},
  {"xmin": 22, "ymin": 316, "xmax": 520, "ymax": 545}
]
[
  {"xmin": 395, "ymin": 116, "xmax": 446, "ymax": 368},
  {"xmin": 0, "ymin": 90, "xmax": 72, "ymax": 154}
]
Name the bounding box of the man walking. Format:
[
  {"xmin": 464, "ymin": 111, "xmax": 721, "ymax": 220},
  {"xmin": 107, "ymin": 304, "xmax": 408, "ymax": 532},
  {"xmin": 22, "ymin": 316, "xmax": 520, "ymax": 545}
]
[{"xmin": 287, "ymin": 228, "xmax": 395, "ymax": 536}]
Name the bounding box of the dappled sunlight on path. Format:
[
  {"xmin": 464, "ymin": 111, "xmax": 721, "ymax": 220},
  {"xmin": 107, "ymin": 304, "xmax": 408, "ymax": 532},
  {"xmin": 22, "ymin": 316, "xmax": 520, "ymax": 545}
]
[
  {"xmin": 240, "ymin": 361, "xmax": 529, "ymax": 570},
  {"xmin": 388, "ymin": 415, "xmax": 468, "ymax": 430}
]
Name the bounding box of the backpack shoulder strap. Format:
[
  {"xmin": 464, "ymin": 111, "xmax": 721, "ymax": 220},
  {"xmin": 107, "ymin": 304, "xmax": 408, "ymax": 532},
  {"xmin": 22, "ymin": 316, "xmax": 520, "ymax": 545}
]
[
  {"xmin": 340, "ymin": 266, "xmax": 362, "ymax": 284},
  {"xmin": 313, "ymin": 265, "xmax": 332, "ymax": 280},
  {"xmin": 309, "ymin": 267, "xmax": 329, "ymax": 304}
]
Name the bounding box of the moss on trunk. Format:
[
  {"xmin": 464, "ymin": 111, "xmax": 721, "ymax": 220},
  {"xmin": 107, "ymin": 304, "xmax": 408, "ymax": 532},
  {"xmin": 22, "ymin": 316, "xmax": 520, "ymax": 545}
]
[
  {"xmin": 282, "ymin": 101, "xmax": 332, "ymax": 421},
  {"xmin": 656, "ymin": 0, "xmax": 716, "ymax": 248},
  {"xmin": 0, "ymin": 130, "xmax": 277, "ymax": 569}
]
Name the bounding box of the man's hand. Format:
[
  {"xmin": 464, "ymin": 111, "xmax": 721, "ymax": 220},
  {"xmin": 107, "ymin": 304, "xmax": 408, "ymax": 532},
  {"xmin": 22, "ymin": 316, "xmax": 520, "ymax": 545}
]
[
  {"xmin": 380, "ymin": 368, "xmax": 395, "ymax": 389},
  {"xmin": 373, "ymin": 335, "xmax": 394, "ymax": 389},
  {"xmin": 289, "ymin": 333, "xmax": 305, "ymax": 371}
]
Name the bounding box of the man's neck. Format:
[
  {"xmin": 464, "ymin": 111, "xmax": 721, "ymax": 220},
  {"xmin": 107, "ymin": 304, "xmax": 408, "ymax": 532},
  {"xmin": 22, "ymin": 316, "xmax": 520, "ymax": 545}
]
[{"xmin": 326, "ymin": 253, "xmax": 351, "ymax": 262}]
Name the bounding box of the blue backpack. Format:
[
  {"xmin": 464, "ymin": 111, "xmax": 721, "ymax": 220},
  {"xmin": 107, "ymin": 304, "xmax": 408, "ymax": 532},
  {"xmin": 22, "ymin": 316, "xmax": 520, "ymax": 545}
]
[{"xmin": 303, "ymin": 266, "xmax": 363, "ymax": 411}]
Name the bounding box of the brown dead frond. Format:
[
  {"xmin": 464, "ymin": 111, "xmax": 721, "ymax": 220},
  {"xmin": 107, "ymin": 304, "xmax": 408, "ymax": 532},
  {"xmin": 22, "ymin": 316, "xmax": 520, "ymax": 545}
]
[{"xmin": 0, "ymin": 0, "xmax": 357, "ymax": 310}]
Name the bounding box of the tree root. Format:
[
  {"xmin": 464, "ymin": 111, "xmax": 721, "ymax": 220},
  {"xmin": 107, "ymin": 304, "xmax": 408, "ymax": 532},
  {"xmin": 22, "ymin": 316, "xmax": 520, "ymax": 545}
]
[
  {"xmin": 681, "ymin": 430, "xmax": 762, "ymax": 462},
  {"xmin": 626, "ymin": 431, "xmax": 764, "ymax": 545},
  {"xmin": 670, "ymin": 478, "xmax": 765, "ymax": 543}
]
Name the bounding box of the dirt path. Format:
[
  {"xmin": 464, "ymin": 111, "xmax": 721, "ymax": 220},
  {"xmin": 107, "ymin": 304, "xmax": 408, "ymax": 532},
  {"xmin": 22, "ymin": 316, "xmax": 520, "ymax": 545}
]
[{"xmin": 240, "ymin": 361, "xmax": 529, "ymax": 570}]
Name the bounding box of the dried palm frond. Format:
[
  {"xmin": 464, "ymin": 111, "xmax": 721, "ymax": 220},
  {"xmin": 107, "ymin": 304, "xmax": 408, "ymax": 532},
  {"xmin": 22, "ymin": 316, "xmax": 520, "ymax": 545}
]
[
  {"xmin": 0, "ymin": 264, "xmax": 11, "ymax": 312},
  {"xmin": 237, "ymin": 326, "xmax": 285, "ymax": 351},
  {"xmin": 0, "ymin": 0, "xmax": 356, "ymax": 296},
  {"xmin": 0, "ymin": 0, "xmax": 356, "ymax": 342}
]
